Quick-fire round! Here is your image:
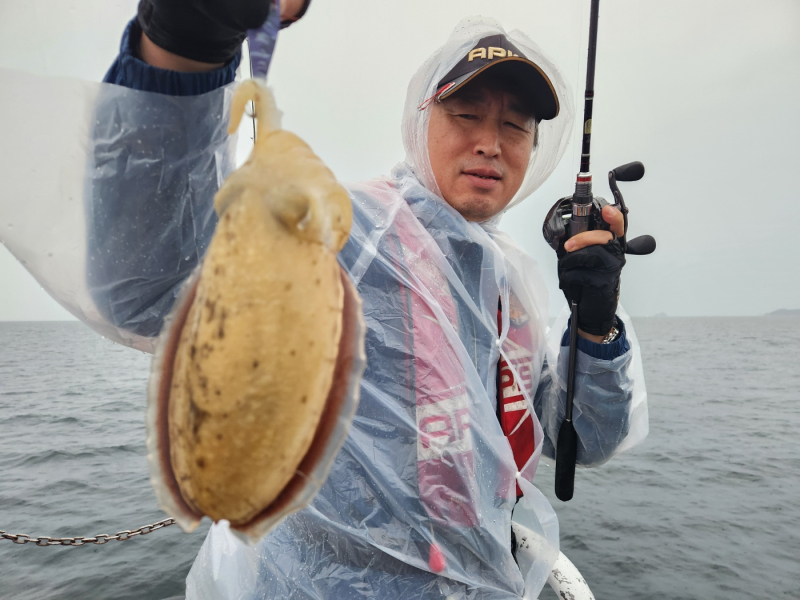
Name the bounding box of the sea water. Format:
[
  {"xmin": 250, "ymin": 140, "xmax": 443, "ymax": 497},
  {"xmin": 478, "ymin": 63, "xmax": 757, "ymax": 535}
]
[{"xmin": 0, "ymin": 318, "xmax": 798, "ymax": 599}]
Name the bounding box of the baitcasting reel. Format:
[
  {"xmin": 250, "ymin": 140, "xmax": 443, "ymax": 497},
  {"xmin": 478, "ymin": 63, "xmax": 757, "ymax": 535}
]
[{"xmin": 543, "ymin": 161, "xmax": 656, "ymax": 257}]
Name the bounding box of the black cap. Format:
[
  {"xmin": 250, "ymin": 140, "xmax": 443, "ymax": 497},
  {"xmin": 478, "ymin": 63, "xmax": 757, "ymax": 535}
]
[{"xmin": 434, "ymin": 34, "xmax": 559, "ymax": 121}]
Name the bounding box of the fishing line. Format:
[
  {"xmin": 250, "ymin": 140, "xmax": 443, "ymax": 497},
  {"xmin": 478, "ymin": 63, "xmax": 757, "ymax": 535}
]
[{"xmin": 246, "ymin": 38, "xmax": 257, "ymax": 144}]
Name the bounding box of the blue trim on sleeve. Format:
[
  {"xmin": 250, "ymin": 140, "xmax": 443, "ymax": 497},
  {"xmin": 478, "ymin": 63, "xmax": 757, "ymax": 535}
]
[
  {"xmin": 103, "ymin": 18, "xmax": 240, "ymax": 96},
  {"xmin": 561, "ymin": 316, "xmax": 630, "ymax": 360}
]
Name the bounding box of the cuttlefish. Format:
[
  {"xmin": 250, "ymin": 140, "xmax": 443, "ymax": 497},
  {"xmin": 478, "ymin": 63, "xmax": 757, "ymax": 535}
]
[{"xmin": 145, "ymin": 80, "xmax": 365, "ymax": 543}]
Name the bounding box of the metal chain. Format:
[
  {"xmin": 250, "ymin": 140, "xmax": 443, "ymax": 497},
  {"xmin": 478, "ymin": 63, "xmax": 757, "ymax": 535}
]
[{"xmin": 0, "ymin": 518, "xmax": 175, "ymax": 547}]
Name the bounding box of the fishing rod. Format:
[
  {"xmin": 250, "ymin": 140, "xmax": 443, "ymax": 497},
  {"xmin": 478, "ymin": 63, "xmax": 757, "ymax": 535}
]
[{"xmin": 543, "ymin": 0, "xmax": 656, "ymax": 502}]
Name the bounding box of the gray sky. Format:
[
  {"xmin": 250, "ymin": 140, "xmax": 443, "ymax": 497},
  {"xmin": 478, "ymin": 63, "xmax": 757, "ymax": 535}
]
[{"xmin": 1, "ymin": 0, "xmax": 798, "ymax": 319}]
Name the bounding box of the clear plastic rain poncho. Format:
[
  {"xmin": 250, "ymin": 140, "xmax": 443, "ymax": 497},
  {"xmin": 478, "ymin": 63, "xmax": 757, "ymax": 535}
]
[{"xmin": 0, "ymin": 16, "xmax": 648, "ymax": 600}]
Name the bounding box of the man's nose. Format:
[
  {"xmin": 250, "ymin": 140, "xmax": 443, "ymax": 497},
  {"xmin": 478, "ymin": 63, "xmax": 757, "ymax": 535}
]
[{"xmin": 473, "ymin": 122, "xmax": 502, "ymax": 158}]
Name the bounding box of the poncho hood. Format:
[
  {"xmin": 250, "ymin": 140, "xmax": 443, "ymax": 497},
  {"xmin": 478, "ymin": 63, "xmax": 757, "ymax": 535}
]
[{"xmin": 401, "ymin": 16, "xmax": 575, "ymax": 222}]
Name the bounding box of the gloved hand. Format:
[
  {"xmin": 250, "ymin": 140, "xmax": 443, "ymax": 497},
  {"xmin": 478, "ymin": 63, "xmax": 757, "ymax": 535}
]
[
  {"xmin": 558, "ymin": 240, "xmax": 625, "ymax": 336},
  {"xmin": 137, "ymin": 0, "xmax": 275, "ymax": 64},
  {"xmin": 557, "ymin": 204, "xmax": 626, "ymax": 337}
]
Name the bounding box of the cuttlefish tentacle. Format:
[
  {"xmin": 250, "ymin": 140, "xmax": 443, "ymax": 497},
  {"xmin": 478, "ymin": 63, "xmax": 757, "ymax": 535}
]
[
  {"xmin": 146, "ymin": 79, "xmax": 365, "ymax": 543},
  {"xmin": 220, "ymin": 80, "xmax": 352, "ymax": 253}
]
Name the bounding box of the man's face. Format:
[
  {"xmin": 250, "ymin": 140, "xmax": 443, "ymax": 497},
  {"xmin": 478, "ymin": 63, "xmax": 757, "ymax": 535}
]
[{"xmin": 427, "ymin": 83, "xmax": 536, "ymax": 222}]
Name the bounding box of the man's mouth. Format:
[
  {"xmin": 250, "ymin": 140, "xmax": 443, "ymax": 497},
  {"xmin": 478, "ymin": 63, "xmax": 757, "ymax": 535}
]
[
  {"xmin": 462, "ymin": 168, "xmax": 502, "ymax": 181},
  {"xmin": 462, "ymin": 168, "xmax": 502, "ymax": 189}
]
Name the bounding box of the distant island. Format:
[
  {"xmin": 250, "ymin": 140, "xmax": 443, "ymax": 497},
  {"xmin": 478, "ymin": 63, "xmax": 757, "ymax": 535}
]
[{"xmin": 765, "ymin": 309, "xmax": 800, "ymax": 317}]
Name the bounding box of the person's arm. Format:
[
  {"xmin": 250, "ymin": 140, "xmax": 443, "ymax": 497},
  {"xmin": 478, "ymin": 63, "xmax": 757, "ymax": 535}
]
[
  {"xmin": 139, "ymin": 32, "xmax": 225, "ymax": 73},
  {"xmin": 137, "ymin": 0, "xmax": 308, "ymax": 72},
  {"xmin": 103, "ymin": 18, "xmax": 240, "ymax": 95},
  {"xmin": 87, "ymin": 1, "xmax": 311, "ymax": 340},
  {"xmin": 534, "ymin": 317, "xmax": 633, "ymax": 466},
  {"xmin": 532, "ymin": 200, "xmax": 645, "ymax": 464},
  {"xmin": 88, "ymin": 18, "xmax": 241, "ymax": 338},
  {"xmin": 105, "ymin": 0, "xmax": 311, "ymax": 91}
]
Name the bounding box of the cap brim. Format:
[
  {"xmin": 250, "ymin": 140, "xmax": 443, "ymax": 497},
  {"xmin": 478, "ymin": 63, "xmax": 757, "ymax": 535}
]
[{"xmin": 437, "ymin": 56, "xmax": 560, "ymax": 121}]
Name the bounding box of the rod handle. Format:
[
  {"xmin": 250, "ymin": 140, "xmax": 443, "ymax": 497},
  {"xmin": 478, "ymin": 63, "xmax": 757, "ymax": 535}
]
[{"xmin": 554, "ymin": 418, "xmax": 578, "ymax": 501}]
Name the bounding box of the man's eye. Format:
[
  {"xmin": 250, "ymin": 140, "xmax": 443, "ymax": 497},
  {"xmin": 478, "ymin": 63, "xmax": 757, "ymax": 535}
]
[
  {"xmin": 505, "ymin": 121, "xmax": 529, "ymax": 132},
  {"xmin": 456, "ymin": 113, "xmax": 479, "ymax": 120}
]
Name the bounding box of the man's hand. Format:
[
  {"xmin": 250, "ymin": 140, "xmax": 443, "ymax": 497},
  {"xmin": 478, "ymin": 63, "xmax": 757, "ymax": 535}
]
[
  {"xmin": 564, "ymin": 205, "xmax": 624, "ymax": 253},
  {"xmin": 558, "ymin": 205, "xmax": 626, "ymax": 343},
  {"xmin": 138, "ymin": 0, "xmax": 309, "ymax": 72}
]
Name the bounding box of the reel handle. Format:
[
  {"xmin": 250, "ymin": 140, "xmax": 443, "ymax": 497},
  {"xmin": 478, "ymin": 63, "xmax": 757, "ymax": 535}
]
[
  {"xmin": 626, "ymin": 235, "xmax": 656, "ymax": 256},
  {"xmin": 607, "ymin": 161, "xmax": 656, "ymax": 255},
  {"xmin": 612, "ymin": 161, "xmax": 645, "ymax": 182}
]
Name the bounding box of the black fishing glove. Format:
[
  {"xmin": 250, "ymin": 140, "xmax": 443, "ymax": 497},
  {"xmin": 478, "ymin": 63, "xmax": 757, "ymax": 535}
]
[
  {"xmin": 137, "ymin": 0, "xmax": 275, "ymax": 64},
  {"xmin": 557, "ymin": 239, "xmax": 625, "ymax": 336}
]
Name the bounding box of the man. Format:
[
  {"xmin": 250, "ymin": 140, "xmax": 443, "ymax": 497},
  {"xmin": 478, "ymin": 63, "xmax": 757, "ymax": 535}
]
[{"xmin": 85, "ymin": 7, "xmax": 646, "ymax": 599}]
